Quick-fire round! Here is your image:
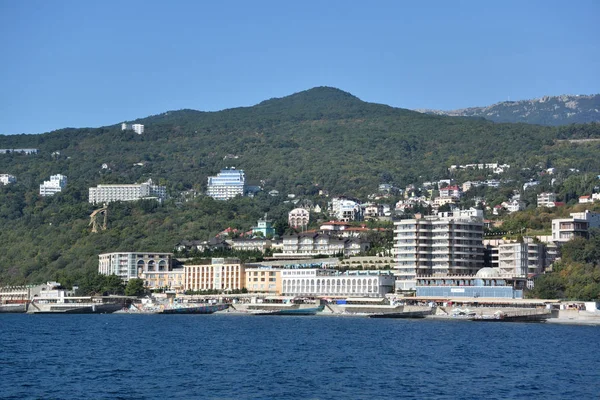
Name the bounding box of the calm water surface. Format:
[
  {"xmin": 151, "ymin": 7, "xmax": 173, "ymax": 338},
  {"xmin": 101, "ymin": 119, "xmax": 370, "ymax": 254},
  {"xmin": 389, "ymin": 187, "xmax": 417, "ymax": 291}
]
[{"xmin": 0, "ymin": 314, "xmax": 598, "ymax": 399}]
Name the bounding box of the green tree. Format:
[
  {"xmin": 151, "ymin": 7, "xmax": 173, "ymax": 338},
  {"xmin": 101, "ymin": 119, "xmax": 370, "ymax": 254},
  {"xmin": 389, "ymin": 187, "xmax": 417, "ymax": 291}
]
[{"xmin": 125, "ymin": 278, "xmax": 146, "ymax": 297}]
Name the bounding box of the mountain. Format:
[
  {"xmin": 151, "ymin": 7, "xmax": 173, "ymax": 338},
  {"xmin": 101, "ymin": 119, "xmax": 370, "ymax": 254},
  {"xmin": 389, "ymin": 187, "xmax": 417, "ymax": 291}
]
[
  {"xmin": 1, "ymin": 86, "xmax": 600, "ymax": 285},
  {"xmin": 416, "ymin": 94, "xmax": 600, "ymax": 126}
]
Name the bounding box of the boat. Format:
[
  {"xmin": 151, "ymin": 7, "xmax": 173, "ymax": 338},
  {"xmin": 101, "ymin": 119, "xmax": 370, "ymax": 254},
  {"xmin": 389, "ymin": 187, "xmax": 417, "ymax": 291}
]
[
  {"xmin": 27, "ymin": 296, "xmax": 122, "ymax": 314},
  {"xmin": 0, "ymin": 303, "xmax": 27, "ymax": 313},
  {"xmin": 253, "ymin": 305, "xmax": 324, "ymax": 316},
  {"xmin": 469, "ymin": 310, "xmax": 551, "ymax": 323},
  {"xmin": 369, "ymin": 310, "xmax": 432, "ymax": 319}
]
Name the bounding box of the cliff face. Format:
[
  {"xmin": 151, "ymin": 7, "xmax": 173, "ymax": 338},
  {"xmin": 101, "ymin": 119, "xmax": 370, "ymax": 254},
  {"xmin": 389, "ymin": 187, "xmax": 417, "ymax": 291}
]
[{"xmin": 417, "ymin": 94, "xmax": 600, "ymax": 126}]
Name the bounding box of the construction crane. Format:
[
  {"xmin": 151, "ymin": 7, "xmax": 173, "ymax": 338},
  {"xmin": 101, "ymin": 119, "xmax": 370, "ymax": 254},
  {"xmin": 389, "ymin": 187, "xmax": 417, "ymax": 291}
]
[{"xmin": 89, "ymin": 204, "xmax": 108, "ymax": 233}]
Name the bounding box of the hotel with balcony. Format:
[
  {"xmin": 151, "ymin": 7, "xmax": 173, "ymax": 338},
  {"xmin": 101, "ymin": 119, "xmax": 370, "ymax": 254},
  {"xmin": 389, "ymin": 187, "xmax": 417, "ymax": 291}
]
[
  {"xmin": 206, "ymin": 168, "xmax": 246, "ymax": 200},
  {"xmin": 183, "ymin": 258, "xmax": 244, "ymax": 292},
  {"xmin": 393, "ymin": 209, "xmax": 485, "ymax": 291}
]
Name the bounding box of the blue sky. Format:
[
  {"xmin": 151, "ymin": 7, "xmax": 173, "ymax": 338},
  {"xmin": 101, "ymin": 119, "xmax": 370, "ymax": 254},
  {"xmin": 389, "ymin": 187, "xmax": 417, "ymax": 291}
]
[{"xmin": 1, "ymin": 0, "xmax": 598, "ymax": 134}]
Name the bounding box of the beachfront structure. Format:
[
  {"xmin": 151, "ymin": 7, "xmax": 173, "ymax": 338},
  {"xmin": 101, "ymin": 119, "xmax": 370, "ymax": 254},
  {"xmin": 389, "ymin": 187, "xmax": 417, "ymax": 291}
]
[
  {"xmin": 275, "ymin": 233, "xmax": 369, "ymax": 259},
  {"xmin": 183, "ymin": 258, "xmax": 244, "ymax": 292},
  {"xmin": 281, "ymin": 269, "xmax": 395, "ymax": 297},
  {"xmin": 288, "ymin": 208, "xmax": 310, "ymax": 229},
  {"xmin": 415, "ymin": 268, "xmax": 526, "ymax": 299},
  {"xmin": 245, "ymin": 266, "xmax": 282, "ymax": 294},
  {"xmin": 551, "ymin": 210, "xmax": 600, "ymax": 243},
  {"xmin": 206, "ymin": 168, "xmax": 246, "ymax": 200},
  {"xmin": 88, "ymin": 179, "xmax": 166, "ymax": 204},
  {"xmin": 121, "ymin": 123, "xmax": 144, "ymax": 135},
  {"xmin": 393, "ymin": 209, "xmax": 485, "ymax": 291},
  {"xmin": 140, "ymin": 268, "xmax": 184, "ymax": 291},
  {"xmin": 39, "ymin": 174, "xmax": 67, "ymax": 196},
  {"xmin": 98, "ymin": 252, "xmax": 173, "ymax": 282},
  {"xmin": 0, "ymin": 174, "xmax": 16, "ymax": 185}
]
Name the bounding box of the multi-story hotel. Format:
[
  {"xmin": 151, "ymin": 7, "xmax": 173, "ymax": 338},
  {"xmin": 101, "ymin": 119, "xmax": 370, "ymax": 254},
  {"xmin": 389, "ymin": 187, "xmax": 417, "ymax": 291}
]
[
  {"xmin": 141, "ymin": 268, "xmax": 184, "ymax": 292},
  {"xmin": 121, "ymin": 123, "xmax": 144, "ymax": 135},
  {"xmin": 98, "ymin": 252, "xmax": 173, "ymax": 281},
  {"xmin": 275, "ymin": 233, "xmax": 368, "ymax": 258},
  {"xmin": 88, "ymin": 179, "xmax": 166, "ymax": 204},
  {"xmin": 552, "ymin": 210, "xmax": 600, "ymax": 243},
  {"xmin": 393, "ymin": 209, "xmax": 485, "ymax": 291},
  {"xmin": 206, "ymin": 168, "xmax": 246, "ymax": 200},
  {"xmin": 183, "ymin": 258, "xmax": 244, "ymax": 292},
  {"xmin": 281, "ymin": 269, "xmax": 395, "ymax": 297},
  {"xmin": 0, "ymin": 174, "xmax": 16, "ymax": 185},
  {"xmin": 39, "ymin": 174, "xmax": 67, "ymax": 196},
  {"xmin": 245, "ymin": 266, "xmax": 282, "ymax": 293},
  {"xmin": 288, "ymin": 208, "xmax": 310, "ymax": 228}
]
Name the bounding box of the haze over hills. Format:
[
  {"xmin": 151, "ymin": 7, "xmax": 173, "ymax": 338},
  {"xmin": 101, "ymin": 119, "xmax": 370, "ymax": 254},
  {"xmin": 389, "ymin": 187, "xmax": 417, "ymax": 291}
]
[
  {"xmin": 416, "ymin": 94, "xmax": 600, "ymax": 126},
  {"xmin": 1, "ymin": 86, "xmax": 600, "ymax": 284}
]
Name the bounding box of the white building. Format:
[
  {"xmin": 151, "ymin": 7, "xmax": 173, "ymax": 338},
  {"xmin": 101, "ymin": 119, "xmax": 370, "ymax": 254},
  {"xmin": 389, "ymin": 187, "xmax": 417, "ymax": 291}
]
[
  {"xmin": 121, "ymin": 123, "xmax": 144, "ymax": 135},
  {"xmin": 329, "ymin": 197, "xmax": 361, "ymax": 222},
  {"xmin": 552, "ymin": 211, "xmax": 600, "ymax": 243},
  {"xmin": 39, "ymin": 174, "xmax": 67, "ymax": 196},
  {"xmin": 0, "ymin": 174, "xmax": 16, "ymax": 185},
  {"xmin": 537, "ymin": 193, "xmax": 557, "ymax": 208},
  {"xmin": 98, "ymin": 252, "xmax": 173, "ymax": 281},
  {"xmin": 393, "ymin": 210, "xmax": 485, "ymax": 291},
  {"xmin": 276, "ymin": 233, "xmax": 369, "ymax": 258},
  {"xmin": 281, "ymin": 269, "xmax": 395, "ymax": 297},
  {"xmin": 498, "ymin": 241, "xmax": 546, "ymax": 277},
  {"xmin": 207, "ymin": 168, "xmax": 246, "ymax": 200},
  {"xmin": 289, "ymin": 208, "xmax": 310, "ymax": 228},
  {"xmin": 88, "ymin": 179, "xmax": 166, "ymax": 204}
]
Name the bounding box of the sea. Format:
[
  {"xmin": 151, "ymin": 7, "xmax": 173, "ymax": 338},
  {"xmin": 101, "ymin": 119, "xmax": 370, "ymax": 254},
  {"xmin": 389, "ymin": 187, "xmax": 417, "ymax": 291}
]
[{"xmin": 0, "ymin": 314, "xmax": 598, "ymax": 400}]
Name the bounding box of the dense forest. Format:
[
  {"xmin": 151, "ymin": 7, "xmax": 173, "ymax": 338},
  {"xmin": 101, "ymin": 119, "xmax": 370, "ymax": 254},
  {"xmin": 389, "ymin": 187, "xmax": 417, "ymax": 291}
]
[{"xmin": 1, "ymin": 87, "xmax": 600, "ymax": 290}]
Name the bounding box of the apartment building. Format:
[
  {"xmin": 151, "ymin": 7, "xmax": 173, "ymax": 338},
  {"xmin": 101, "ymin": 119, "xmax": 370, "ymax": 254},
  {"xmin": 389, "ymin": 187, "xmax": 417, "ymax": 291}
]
[
  {"xmin": 0, "ymin": 174, "xmax": 16, "ymax": 185},
  {"xmin": 206, "ymin": 168, "xmax": 246, "ymax": 200},
  {"xmin": 98, "ymin": 252, "xmax": 173, "ymax": 281},
  {"xmin": 537, "ymin": 192, "xmax": 557, "ymax": 207},
  {"xmin": 39, "ymin": 174, "xmax": 67, "ymax": 196},
  {"xmin": 88, "ymin": 179, "xmax": 166, "ymax": 204},
  {"xmin": 183, "ymin": 258, "xmax": 244, "ymax": 292},
  {"xmin": 393, "ymin": 209, "xmax": 484, "ymax": 291},
  {"xmin": 288, "ymin": 208, "xmax": 310, "ymax": 228},
  {"xmin": 275, "ymin": 233, "xmax": 369, "ymax": 258},
  {"xmin": 552, "ymin": 210, "xmax": 600, "ymax": 243}
]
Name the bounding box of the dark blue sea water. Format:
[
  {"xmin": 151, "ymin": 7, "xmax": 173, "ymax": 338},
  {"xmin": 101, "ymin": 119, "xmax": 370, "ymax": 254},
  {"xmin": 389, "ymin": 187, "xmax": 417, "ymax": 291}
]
[{"xmin": 1, "ymin": 314, "xmax": 599, "ymax": 400}]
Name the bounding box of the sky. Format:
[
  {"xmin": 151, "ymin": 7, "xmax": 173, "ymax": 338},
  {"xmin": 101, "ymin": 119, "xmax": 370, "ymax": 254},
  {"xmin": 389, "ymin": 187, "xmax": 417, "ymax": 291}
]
[{"xmin": 1, "ymin": 0, "xmax": 599, "ymax": 134}]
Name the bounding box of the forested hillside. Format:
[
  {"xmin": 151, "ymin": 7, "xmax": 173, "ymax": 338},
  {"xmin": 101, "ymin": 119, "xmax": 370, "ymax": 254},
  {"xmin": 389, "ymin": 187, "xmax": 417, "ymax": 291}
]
[{"xmin": 1, "ymin": 87, "xmax": 600, "ymax": 285}]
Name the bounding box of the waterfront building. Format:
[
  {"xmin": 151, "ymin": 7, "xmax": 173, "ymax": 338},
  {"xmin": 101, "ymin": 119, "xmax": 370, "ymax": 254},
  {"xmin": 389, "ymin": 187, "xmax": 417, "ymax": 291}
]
[
  {"xmin": 551, "ymin": 210, "xmax": 600, "ymax": 243},
  {"xmin": 39, "ymin": 174, "xmax": 67, "ymax": 196},
  {"xmin": 183, "ymin": 258, "xmax": 244, "ymax": 292},
  {"xmin": 98, "ymin": 252, "xmax": 173, "ymax": 281},
  {"xmin": 281, "ymin": 269, "xmax": 395, "ymax": 297},
  {"xmin": 206, "ymin": 168, "xmax": 246, "ymax": 200},
  {"xmin": 140, "ymin": 268, "xmax": 184, "ymax": 291},
  {"xmin": 415, "ymin": 268, "xmax": 526, "ymax": 299},
  {"xmin": 245, "ymin": 266, "xmax": 282, "ymax": 294},
  {"xmin": 288, "ymin": 208, "xmax": 310, "ymax": 229},
  {"xmin": 88, "ymin": 179, "xmax": 166, "ymax": 204},
  {"xmin": 393, "ymin": 209, "xmax": 485, "ymax": 291},
  {"xmin": 0, "ymin": 174, "xmax": 16, "ymax": 185}
]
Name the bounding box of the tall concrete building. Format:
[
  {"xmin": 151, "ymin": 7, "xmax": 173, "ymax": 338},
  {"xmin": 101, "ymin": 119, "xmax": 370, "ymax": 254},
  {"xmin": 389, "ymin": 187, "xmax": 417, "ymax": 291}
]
[
  {"xmin": 183, "ymin": 258, "xmax": 244, "ymax": 292},
  {"xmin": 206, "ymin": 168, "xmax": 246, "ymax": 200},
  {"xmin": 121, "ymin": 123, "xmax": 144, "ymax": 135},
  {"xmin": 98, "ymin": 252, "xmax": 173, "ymax": 281},
  {"xmin": 88, "ymin": 179, "xmax": 166, "ymax": 204},
  {"xmin": 393, "ymin": 209, "xmax": 485, "ymax": 291},
  {"xmin": 39, "ymin": 174, "xmax": 67, "ymax": 196}
]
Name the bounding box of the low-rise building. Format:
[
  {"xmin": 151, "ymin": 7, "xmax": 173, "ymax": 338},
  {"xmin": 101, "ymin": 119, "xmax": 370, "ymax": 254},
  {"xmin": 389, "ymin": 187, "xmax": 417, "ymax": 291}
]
[
  {"xmin": 141, "ymin": 268, "xmax": 185, "ymax": 291},
  {"xmin": 89, "ymin": 179, "xmax": 166, "ymax": 204},
  {"xmin": 230, "ymin": 238, "xmax": 272, "ymax": 253},
  {"xmin": 289, "ymin": 208, "xmax": 310, "ymax": 228},
  {"xmin": 40, "ymin": 174, "xmax": 67, "ymax": 196},
  {"xmin": 275, "ymin": 233, "xmax": 369, "ymax": 258},
  {"xmin": 98, "ymin": 252, "xmax": 173, "ymax": 282},
  {"xmin": 0, "ymin": 174, "xmax": 16, "ymax": 185},
  {"xmin": 281, "ymin": 269, "xmax": 395, "ymax": 297},
  {"xmin": 552, "ymin": 210, "xmax": 600, "ymax": 243},
  {"xmin": 537, "ymin": 193, "xmax": 557, "ymax": 207},
  {"xmin": 244, "ymin": 266, "xmax": 282, "ymax": 294},
  {"xmin": 183, "ymin": 258, "xmax": 244, "ymax": 292}
]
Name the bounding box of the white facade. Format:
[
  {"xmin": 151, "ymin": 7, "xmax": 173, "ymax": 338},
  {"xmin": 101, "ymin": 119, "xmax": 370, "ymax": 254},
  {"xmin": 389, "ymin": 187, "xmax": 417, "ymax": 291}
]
[
  {"xmin": 537, "ymin": 193, "xmax": 557, "ymax": 207},
  {"xmin": 281, "ymin": 269, "xmax": 395, "ymax": 297},
  {"xmin": 39, "ymin": 174, "xmax": 67, "ymax": 196},
  {"xmin": 89, "ymin": 179, "xmax": 166, "ymax": 204},
  {"xmin": 122, "ymin": 123, "xmax": 144, "ymax": 134},
  {"xmin": 498, "ymin": 242, "xmax": 545, "ymax": 277},
  {"xmin": 288, "ymin": 208, "xmax": 310, "ymax": 228},
  {"xmin": 207, "ymin": 168, "xmax": 246, "ymax": 200},
  {"xmin": 98, "ymin": 252, "xmax": 173, "ymax": 281},
  {"xmin": 394, "ymin": 211, "xmax": 484, "ymax": 291},
  {"xmin": 277, "ymin": 233, "xmax": 368, "ymax": 258},
  {"xmin": 183, "ymin": 258, "xmax": 244, "ymax": 292},
  {"xmin": 552, "ymin": 211, "xmax": 600, "ymax": 243},
  {"xmin": 329, "ymin": 197, "xmax": 360, "ymax": 222},
  {"xmin": 0, "ymin": 174, "xmax": 16, "ymax": 185}
]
